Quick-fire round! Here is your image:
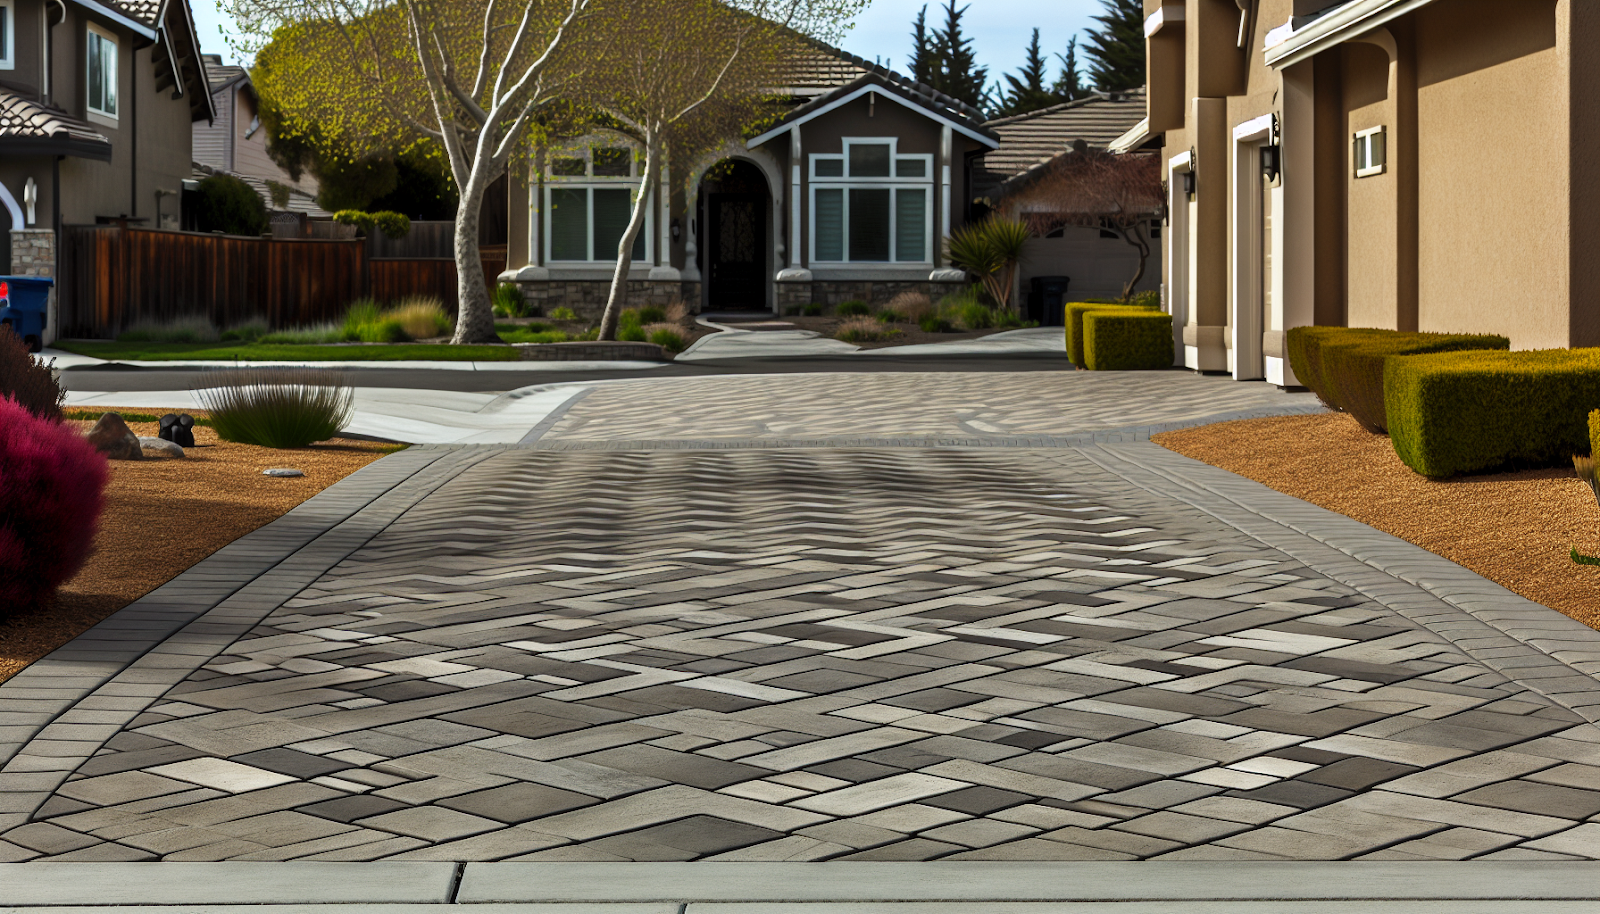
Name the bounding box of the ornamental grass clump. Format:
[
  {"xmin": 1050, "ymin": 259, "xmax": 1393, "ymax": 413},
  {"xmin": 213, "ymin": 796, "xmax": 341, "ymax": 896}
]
[
  {"xmin": 836, "ymin": 300, "xmax": 870, "ymax": 317},
  {"xmin": 645, "ymin": 323, "xmax": 686, "ymax": 353},
  {"xmin": 0, "ymin": 394, "xmax": 108, "ymax": 608},
  {"xmin": 388, "ymin": 297, "xmax": 452, "ymax": 340},
  {"xmin": 492, "ymin": 282, "xmax": 526, "ymax": 318},
  {"xmin": 196, "ymin": 369, "xmax": 354, "ymax": 448},
  {"xmin": 835, "ymin": 318, "xmax": 902, "ymax": 343},
  {"xmin": 886, "ymin": 290, "xmax": 933, "ymax": 321}
]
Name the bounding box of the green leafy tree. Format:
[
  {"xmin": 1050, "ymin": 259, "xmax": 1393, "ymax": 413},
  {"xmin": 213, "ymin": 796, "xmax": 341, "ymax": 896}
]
[
  {"xmin": 196, "ymin": 174, "xmax": 269, "ymax": 235},
  {"xmin": 1053, "ymin": 36, "xmax": 1089, "ymax": 102},
  {"xmin": 994, "ymin": 28, "xmax": 1055, "ymax": 117},
  {"xmin": 926, "ymin": 0, "xmax": 986, "ymax": 109},
  {"xmin": 233, "ymin": 0, "xmax": 597, "ymax": 344},
  {"xmin": 1084, "ymin": 0, "xmax": 1145, "ymax": 92}
]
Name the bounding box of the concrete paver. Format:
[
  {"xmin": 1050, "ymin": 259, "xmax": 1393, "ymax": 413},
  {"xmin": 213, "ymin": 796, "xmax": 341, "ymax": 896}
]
[{"xmin": 6, "ymin": 368, "xmax": 1600, "ymax": 882}]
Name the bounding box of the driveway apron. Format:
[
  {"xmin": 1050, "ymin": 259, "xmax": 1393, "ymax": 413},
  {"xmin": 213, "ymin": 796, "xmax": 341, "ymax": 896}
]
[{"xmin": 5, "ymin": 371, "xmax": 1600, "ymax": 864}]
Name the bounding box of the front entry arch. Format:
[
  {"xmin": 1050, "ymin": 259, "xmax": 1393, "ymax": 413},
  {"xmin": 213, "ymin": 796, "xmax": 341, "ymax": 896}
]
[{"xmin": 698, "ymin": 159, "xmax": 771, "ymax": 312}]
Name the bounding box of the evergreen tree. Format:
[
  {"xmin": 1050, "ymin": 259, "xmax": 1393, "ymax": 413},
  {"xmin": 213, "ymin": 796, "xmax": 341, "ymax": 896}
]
[
  {"xmin": 927, "ymin": 0, "xmax": 987, "ymax": 109},
  {"xmin": 907, "ymin": 5, "xmax": 935, "ymax": 85},
  {"xmin": 1083, "ymin": 0, "xmax": 1145, "ymax": 93},
  {"xmin": 995, "ymin": 28, "xmax": 1056, "ymax": 117},
  {"xmin": 1053, "ymin": 36, "xmax": 1088, "ymax": 102}
]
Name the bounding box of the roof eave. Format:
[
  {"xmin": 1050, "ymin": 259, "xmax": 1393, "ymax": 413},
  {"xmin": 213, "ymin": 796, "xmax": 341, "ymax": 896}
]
[
  {"xmin": 1264, "ymin": 0, "xmax": 1440, "ymax": 69},
  {"xmin": 0, "ymin": 135, "xmax": 114, "ymax": 161},
  {"xmin": 69, "ymin": 0, "xmax": 157, "ymax": 38},
  {"xmin": 748, "ymin": 81, "xmax": 999, "ymax": 151}
]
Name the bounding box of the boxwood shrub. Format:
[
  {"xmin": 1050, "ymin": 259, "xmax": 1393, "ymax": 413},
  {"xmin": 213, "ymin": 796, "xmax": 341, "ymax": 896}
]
[
  {"xmin": 1286, "ymin": 326, "xmax": 1509, "ymax": 432},
  {"xmin": 1065, "ymin": 302, "xmax": 1158, "ymax": 368},
  {"xmin": 1084, "ymin": 311, "xmax": 1173, "ymax": 371},
  {"xmin": 1385, "ymin": 348, "xmax": 1600, "ymax": 477}
]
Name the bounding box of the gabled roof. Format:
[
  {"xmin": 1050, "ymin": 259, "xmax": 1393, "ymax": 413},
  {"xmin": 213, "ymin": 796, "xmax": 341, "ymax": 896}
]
[
  {"xmin": 0, "ymin": 92, "xmax": 112, "ymax": 160},
  {"xmin": 748, "ymin": 70, "xmax": 999, "ymax": 150},
  {"xmin": 971, "ymin": 89, "xmax": 1147, "ymax": 200}
]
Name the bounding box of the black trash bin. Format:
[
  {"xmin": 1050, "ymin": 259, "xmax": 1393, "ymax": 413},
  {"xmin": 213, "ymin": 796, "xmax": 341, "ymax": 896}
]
[{"xmin": 1028, "ymin": 276, "xmax": 1071, "ymax": 327}]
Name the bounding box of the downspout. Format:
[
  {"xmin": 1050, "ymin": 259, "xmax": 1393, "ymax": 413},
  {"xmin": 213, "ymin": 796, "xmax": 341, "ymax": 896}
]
[{"xmin": 43, "ymin": 0, "xmax": 64, "ymax": 104}]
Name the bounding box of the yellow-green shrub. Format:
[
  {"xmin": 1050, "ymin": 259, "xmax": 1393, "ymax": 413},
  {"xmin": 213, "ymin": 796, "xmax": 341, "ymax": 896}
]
[
  {"xmin": 1385, "ymin": 348, "xmax": 1600, "ymax": 477},
  {"xmin": 1084, "ymin": 311, "xmax": 1173, "ymax": 371},
  {"xmin": 1287, "ymin": 326, "xmax": 1508, "ymax": 432},
  {"xmin": 387, "ymin": 297, "xmax": 452, "ymax": 340},
  {"xmin": 1065, "ymin": 302, "xmax": 1158, "ymax": 368}
]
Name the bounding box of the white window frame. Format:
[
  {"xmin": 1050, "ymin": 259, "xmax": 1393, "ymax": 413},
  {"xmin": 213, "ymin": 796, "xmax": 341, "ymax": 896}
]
[
  {"xmin": 0, "ymin": 1, "xmax": 15, "ymax": 71},
  {"xmin": 1354, "ymin": 125, "xmax": 1386, "ymax": 178},
  {"xmin": 86, "ymin": 23, "xmax": 118, "ymax": 121},
  {"xmin": 808, "ymin": 137, "xmax": 934, "ymax": 265},
  {"xmin": 543, "ymin": 143, "xmax": 652, "ymax": 264}
]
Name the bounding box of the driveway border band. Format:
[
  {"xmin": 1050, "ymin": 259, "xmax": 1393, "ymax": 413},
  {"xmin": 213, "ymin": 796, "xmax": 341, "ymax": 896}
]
[{"xmin": 0, "ymin": 447, "xmax": 499, "ymax": 833}]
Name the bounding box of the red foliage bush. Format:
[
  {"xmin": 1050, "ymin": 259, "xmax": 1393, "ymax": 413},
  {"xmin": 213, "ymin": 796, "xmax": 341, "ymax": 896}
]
[{"xmin": 0, "ymin": 395, "xmax": 108, "ymax": 609}]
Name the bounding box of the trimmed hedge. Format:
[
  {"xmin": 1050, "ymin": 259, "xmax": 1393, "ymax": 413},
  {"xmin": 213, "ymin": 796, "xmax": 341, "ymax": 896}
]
[
  {"xmin": 1286, "ymin": 326, "xmax": 1509, "ymax": 433},
  {"xmin": 1385, "ymin": 348, "xmax": 1600, "ymax": 477},
  {"xmin": 1065, "ymin": 301, "xmax": 1158, "ymax": 368},
  {"xmin": 1084, "ymin": 311, "xmax": 1173, "ymax": 371}
]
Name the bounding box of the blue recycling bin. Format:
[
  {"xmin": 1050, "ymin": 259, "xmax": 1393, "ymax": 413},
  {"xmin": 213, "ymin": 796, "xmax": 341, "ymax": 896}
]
[{"xmin": 0, "ymin": 276, "xmax": 54, "ymax": 353}]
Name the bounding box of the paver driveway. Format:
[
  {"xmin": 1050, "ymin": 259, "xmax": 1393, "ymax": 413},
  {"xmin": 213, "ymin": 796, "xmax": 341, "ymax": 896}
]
[{"xmin": 6, "ymin": 370, "xmax": 1600, "ymax": 864}]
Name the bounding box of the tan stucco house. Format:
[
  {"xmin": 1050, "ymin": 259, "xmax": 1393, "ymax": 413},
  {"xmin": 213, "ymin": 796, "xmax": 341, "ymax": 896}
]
[{"xmin": 1145, "ymin": 0, "xmax": 1599, "ymax": 385}]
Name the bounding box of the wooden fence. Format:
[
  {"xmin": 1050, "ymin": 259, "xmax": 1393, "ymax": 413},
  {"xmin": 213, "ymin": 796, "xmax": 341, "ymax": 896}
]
[{"xmin": 59, "ymin": 226, "xmax": 506, "ymax": 338}]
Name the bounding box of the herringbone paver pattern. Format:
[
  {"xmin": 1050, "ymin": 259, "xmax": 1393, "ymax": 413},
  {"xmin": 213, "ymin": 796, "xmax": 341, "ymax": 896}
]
[{"xmin": 10, "ymin": 443, "xmax": 1600, "ymax": 862}]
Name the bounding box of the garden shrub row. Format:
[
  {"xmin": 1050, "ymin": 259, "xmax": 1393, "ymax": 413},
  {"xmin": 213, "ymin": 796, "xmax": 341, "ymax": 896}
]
[
  {"xmin": 1084, "ymin": 311, "xmax": 1173, "ymax": 371},
  {"xmin": 1065, "ymin": 301, "xmax": 1159, "ymax": 369},
  {"xmin": 1286, "ymin": 326, "xmax": 1508, "ymax": 433},
  {"xmin": 1386, "ymin": 348, "xmax": 1600, "ymax": 477}
]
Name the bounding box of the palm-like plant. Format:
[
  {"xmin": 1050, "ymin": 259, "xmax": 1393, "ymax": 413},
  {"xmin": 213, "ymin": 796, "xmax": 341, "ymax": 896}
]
[{"xmin": 945, "ymin": 218, "xmax": 1033, "ymax": 311}]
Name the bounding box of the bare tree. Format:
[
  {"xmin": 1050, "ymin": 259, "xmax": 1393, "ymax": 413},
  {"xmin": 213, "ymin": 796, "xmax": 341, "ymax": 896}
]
[
  {"xmin": 999, "ymin": 145, "xmax": 1163, "ymax": 300},
  {"xmin": 576, "ymin": 0, "xmax": 862, "ymax": 341},
  {"xmin": 235, "ymin": 0, "xmax": 595, "ymax": 343}
]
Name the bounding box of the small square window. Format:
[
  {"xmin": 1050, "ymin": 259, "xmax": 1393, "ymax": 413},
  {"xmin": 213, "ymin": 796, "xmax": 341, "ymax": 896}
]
[
  {"xmin": 848, "ymin": 143, "xmax": 891, "ymax": 178},
  {"xmin": 592, "ymin": 147, "xmax": 631, "ymax": 177},
  {"xmin": 814, "ymin": 158, "xmax": 843, "ymax": 178},
  {"xmin": 1354, "ymin": 126, "xmax": 1386, "ymax": 178},
  {"xmin": 894, "ymin": 157, "xmax": 926, "ymax": 178}
]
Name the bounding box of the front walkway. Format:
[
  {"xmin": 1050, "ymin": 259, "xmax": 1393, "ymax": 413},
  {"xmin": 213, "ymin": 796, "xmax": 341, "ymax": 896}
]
[{"xmin": 6, "ymin": 370, "xmax": 1600, "ymax": 874}]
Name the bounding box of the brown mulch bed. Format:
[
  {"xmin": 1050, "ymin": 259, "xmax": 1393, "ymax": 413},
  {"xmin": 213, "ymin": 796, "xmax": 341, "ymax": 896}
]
[
  {"xmin": 752, "ymin": 316, "xmax": 1025, "ymax": 349},
  {"xmin": 1153, "ymin": 412, "xmax": 1600, "ymax": 630},
  {"xmin": 0, "ymin": 416, "xmax": 393, "ymax": 684}
]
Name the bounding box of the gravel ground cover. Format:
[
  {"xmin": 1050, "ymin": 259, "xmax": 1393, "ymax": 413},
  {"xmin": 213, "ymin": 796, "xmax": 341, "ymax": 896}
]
[
  {"xmin": 777, "ymin": 315, "xmax": 1025, "ymax": 349},
  {"xmin": 1154, "ymin": 411, "xmax": 1600, "ymax": 629},
  {"xmin": 0, "ymin": 415, "xmax": 394, "ymax": 683}
]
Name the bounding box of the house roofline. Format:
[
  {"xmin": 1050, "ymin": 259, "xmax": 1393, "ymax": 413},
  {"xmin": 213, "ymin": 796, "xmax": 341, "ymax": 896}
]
[
  {"xmin": 747, "ymin": 78, "xmax": 1000, "ymax": 151},
  {"xmin": 1264, "ymin": 0, "xmax": 1440, "ymax": 68},
  {"xmin": 0, "ymin": 135, "xmax": 113, "ymax": 161},
  {"xmin": 68, "ymin": 0, "xmax": 157, "ymax": 38}
]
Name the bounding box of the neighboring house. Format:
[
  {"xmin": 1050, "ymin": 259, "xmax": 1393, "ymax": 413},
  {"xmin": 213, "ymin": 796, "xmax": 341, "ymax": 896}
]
[
  {"xmin": 1146, "ymin": 0, "xmax": 1599, "ymax": 385},
  {"xmin": 503, "ymin": 49, "xmax": 1001, "ymax": 315},
  {"xmin": 0, "ymin": 0, "xmax": 211, "ymax": 334},
  {"xmin": 976, "ymin": 90, "xmax": 1159, "ymax": 303},
  {"xmin": 192, "ymin": 52, "xmax": 323, "ymax": 214}
]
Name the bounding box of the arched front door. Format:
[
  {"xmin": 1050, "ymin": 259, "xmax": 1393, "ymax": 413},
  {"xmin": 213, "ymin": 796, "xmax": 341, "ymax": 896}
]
[{"xmin": 700, "ymin": 160, "xmax": 770, "ymax": 312}]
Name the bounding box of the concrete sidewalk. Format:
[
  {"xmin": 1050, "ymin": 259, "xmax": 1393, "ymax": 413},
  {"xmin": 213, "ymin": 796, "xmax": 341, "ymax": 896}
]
[
  {"xmin": 677, "ymin": 326, "xmax": 1064, "ymax": 361},
  {"xmin": 39, "ymin": 347, "xmax": 666, "ymax": 373}
]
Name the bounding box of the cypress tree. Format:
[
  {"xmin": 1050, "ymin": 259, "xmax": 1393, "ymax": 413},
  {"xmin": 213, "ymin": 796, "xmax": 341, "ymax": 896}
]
[
  {"xmin": 996, "ymin": 29, "xmax": 1056, "ymax": 117},
  {"xmin": 1053, "ymin": 36, "xmax": 1088, "ymax": 102},
  {"xmin": 927, "ymin": 0, "xmax": 987, "ymax": 109},
  {"xmin": 1083, "ymin": 0, "xmax": 1145, "ymax": 93},
  {"xmin": 907, "ymin": 6, "xmax": 935, "ymax": 86}
]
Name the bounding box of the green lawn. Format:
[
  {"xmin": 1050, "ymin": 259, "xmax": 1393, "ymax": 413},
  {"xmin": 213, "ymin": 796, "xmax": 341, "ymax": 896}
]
[{"xmin": 54, "ymin": 341, "xmax": 523, "ymax": 362}]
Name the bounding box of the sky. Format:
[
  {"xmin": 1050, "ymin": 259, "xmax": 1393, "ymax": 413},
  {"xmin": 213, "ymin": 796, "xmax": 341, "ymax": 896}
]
[{"xmin": 191, "ymin": 0, "xmax": 1107, "ymax": 95}]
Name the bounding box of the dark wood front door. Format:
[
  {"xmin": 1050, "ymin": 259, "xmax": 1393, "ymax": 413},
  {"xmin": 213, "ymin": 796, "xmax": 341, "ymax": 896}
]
[{"xmin": 707, "ymin": 193, "xmax": 766, "ymax": 311}]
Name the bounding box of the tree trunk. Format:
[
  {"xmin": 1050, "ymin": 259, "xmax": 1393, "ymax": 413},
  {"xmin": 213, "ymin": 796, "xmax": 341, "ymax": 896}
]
[
  {"xmin": 597, "ymin": 139, "xmax": 658, "ymax": 341},
  {"xmin": 450, "ymin": 167, "xmax": 501, "ymax": 345},
  {"xmin": 1120, "ymin": 223, "xmax": 1150, "ymax": 302}
]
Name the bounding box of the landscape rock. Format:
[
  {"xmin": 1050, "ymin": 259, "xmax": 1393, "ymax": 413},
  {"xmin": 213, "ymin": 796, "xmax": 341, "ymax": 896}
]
[
  {"xmin": 86, "ymin": 413, "xmax": 141, "ymax": 460},
  {"xmin": 263, "ymin": 468, "xmax": 304, "ymax": 477},
  {"xmin": 138, "ymin": 437, "xmax": 184, "ymax": 459}
]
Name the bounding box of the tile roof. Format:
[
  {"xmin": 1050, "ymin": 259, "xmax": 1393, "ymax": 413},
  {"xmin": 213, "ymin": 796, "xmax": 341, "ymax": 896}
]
[
  {"xmin": 973, "ymin": 89, "xmax": 1149, "ymax": 199},
  {"xmin": 776, "ymin": 44, "xmax": 874, "ymax": 93},
  {"xmin": 106, "ymin": 0, "xmax": 162, "ymax": 27},
  {"xmin": 0, "ymin": 91, "xmax": 111, "ymax": 147}
]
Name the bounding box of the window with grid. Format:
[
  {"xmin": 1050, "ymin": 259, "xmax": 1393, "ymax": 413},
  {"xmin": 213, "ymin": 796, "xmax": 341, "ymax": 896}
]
[
  {"xmin": 810, "ymin": 139, "xmax": 932, "ymax": 264},
  {"xmin": 545, "ymin": 144, "xmax": 650, "ymax": 263}
]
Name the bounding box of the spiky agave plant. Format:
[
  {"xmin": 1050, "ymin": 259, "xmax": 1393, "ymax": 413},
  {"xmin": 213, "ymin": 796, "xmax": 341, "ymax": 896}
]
[
  {"xmin": 196, "ymin": 369, "xmax": 353, "ymax": 448},
  {"xmin": 944, "ymin": 217, "xmax": 1033, "ymax": 312}
]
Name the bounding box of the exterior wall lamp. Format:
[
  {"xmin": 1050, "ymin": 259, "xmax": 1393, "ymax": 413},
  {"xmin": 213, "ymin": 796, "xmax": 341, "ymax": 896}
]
[
  {"xmin": 671, "ymin": 218, "xmax": 681, "ymax": 243},
  {"xmin": 1181, "ymin": 170, "xmax": 1196, "ymax": 198},
  {"xmin": 1260, "ymin": 144, "xmax": 1281, "ymax": 182}
]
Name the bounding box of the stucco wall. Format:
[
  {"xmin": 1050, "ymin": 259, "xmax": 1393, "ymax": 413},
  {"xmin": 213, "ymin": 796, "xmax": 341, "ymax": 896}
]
[
  {"xmin": 1342, "ymin": 42, "xmax": 1398, "ymax": 330},
  {"xmin": 1414, "ymin": 0, "xmax": 1565, "ymax": 348}
]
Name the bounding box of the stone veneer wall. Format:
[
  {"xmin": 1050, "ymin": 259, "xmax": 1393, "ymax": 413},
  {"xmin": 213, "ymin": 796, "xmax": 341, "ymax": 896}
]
[
  {"xmin": 516, "ymin": 280, "xmax": 699, "ymax": 321},
  {"xmin": 10, "ymin": 229, "xmax": 56, "ymax": 344},
  {"xmin": 776, "ymin": 280, "xmax": 969, "ymax": 313}
]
